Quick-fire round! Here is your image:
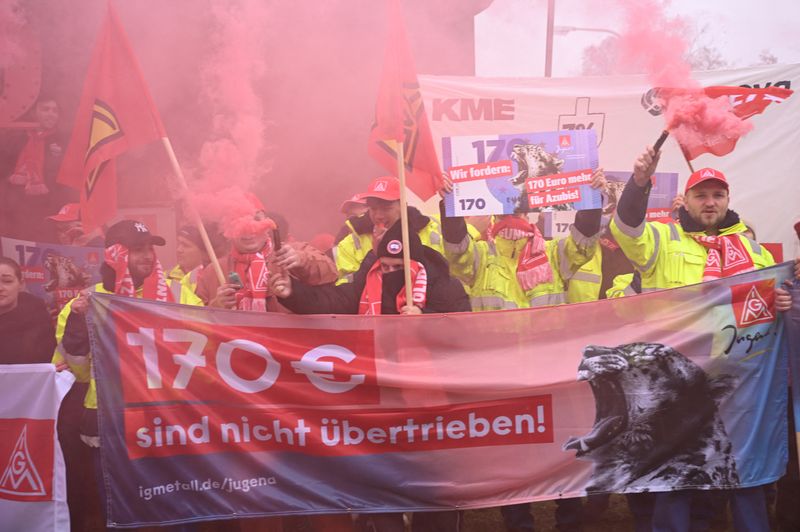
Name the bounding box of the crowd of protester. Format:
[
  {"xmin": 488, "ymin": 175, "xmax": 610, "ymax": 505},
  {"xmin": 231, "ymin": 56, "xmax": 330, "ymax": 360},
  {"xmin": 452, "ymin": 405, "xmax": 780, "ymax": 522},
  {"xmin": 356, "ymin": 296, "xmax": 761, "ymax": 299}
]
[{"xmin": 2, "ymin": 97, "xmax": 800, "ymax": 532}]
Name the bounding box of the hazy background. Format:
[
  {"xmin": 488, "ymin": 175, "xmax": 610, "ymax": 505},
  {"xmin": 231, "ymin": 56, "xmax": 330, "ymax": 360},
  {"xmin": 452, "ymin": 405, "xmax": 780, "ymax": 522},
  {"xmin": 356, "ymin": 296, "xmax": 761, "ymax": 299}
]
[{"xmin": 3, "ymin": 0, "xmax": 797, "ymax": 240}]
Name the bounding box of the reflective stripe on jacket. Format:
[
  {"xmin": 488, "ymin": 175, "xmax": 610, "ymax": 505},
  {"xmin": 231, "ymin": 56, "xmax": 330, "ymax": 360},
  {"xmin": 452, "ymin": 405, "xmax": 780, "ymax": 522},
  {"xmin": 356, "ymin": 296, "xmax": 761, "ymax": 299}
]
[
  {"xmin": 335, "ymin": 216, "xmax": 444, "ymax": 285},
  {"xmin": 610, "ymin": 214, "xmax": 774, "ymax": 291},
  {"xmin": 566, "ymin": 242, "xmax": 603, "ymax": 303},
  {"xmin": 443, "ymin": 226, "xmax": 595, "ymax": 311}
]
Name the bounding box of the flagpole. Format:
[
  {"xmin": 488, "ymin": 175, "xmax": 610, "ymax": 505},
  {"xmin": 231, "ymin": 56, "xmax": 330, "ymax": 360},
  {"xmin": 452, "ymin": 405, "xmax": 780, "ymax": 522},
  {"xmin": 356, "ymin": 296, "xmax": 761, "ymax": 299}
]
[
  {"xmin": 678, "ymin": 143, "xmax": 695, "ymax": 174},
  {"xmin": 160, "ymin": 137, "xmax": 226, "ymax": 286},
  {"xmin": 396, "ymin": 142, "xmax": 414, "ymax": 308}
]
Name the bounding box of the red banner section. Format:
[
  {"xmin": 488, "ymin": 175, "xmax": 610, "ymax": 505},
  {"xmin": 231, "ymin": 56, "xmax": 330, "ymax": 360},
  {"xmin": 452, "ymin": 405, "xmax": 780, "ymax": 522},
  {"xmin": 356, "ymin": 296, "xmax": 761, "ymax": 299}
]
[
  {"xmin": 124, "ymin": 395, "xmax": 553, "ymax": 459},
  {"xmin": 113, "ymin": 312, "xmax": 379, "ymax": 407},
  {"xmin": 646, "ymin": 208, "xmax": 673, "ymax": 223},
  {"xmin": 730, "ymin": 279, "xmax": 775, "ymax": 329},
  {"xmin": 449, "ymin": 160, "xmax": 514, "ymax": 183},
  {"xmin": 0, "ymin": 419, "xmax": 54, "ymax": 502},
  {"xmin": 87, "ymin": 263, "xmax": 794, "ymax": 526},
  {"xmin": 524, "ymin": 168, "xmax": 592, "ymax": 208},
  {"xmin": 528, "ymin": 187, "xmax": 582, "ymax": 209},
  {"xmin": 525, "ymin": 169, "xmax": 593, "ymax": 193}
]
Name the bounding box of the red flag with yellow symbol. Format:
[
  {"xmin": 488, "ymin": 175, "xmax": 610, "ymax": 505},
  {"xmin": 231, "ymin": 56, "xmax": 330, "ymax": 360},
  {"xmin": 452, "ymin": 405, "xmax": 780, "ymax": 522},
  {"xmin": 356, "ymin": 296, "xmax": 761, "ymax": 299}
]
[
  {"xmin": 57, "ymin": 2, "xmax": 166, "ymax": 231},
  {"xmin": 368, "ymin": 0, "xmax": 442, "ymax": 201}
]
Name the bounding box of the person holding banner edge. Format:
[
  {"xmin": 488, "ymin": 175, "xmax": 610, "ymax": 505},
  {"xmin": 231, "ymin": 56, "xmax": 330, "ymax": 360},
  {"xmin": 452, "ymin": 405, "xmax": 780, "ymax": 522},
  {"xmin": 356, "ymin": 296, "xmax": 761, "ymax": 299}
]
[
  {"xmin": 610, "ymin": 145, "xmax": 798, "ymax": 532},
  {"xmin": 51, "ymin": 220, "xmax": 204, "ymax": 528},
  {"xmin": 270, "ymin": 220, "xmax": 470, "ymax": 532},
  {"xmin": 438, "ymin": 170, "xmax": 608, "ymax": 312},
  {"xmin": 438, "ymin": 171, "xmax": 607, "ymax": 532},
  {"xmin": 334, "ymin": 176, "xmax": 445, "ymax": 285}
]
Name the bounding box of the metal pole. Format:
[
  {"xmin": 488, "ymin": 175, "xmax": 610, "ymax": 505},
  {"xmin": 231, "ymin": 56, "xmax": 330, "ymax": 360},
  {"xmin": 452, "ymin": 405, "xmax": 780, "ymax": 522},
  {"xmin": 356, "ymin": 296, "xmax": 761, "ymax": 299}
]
[{"xmin": 544, "ymin": 0, "xmax": 555, "ymax": 77}]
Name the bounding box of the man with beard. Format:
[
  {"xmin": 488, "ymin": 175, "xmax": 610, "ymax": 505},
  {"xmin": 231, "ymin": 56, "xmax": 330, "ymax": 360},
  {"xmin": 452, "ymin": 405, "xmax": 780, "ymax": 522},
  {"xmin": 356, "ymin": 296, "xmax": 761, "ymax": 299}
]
[
  {"xmin": 611, "ymin": 146, "xmax": 797, "ymax": 532},
  {"xmin": 270, "ymin": 220, "xmax": 469, "ymax": 532},
  {"xmin": 51, "ymin": 219, "xmax": 202, "ymax": 530}
]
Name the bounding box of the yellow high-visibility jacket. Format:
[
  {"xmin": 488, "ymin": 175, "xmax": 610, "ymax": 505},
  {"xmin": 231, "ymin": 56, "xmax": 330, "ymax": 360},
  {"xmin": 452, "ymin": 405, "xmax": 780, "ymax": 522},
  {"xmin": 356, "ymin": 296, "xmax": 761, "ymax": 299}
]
[
  {"xmin": 610, "ymin": 215, "xmax": 774, "ymax": 291},
  {"xmin": 443, "ymin": 228, "xmax": 596, "ymax": 310},
  {"xmin": 606, "ymin": 273, "xmax": 637, "ymax": 299},
  {"xmin": 334, "ymin": 213, "xmax": 444, "ymax": 285},
  {"xmin": 167, "ymin": 264, "xmax": 186, "ymax": 282},
  {"xmin": 52, "ymin": 281, "xmax": 203, "ymax": 409},
  {"xmin": 566, "ymin": 242, "xmax": 638, "ymax": 303}
]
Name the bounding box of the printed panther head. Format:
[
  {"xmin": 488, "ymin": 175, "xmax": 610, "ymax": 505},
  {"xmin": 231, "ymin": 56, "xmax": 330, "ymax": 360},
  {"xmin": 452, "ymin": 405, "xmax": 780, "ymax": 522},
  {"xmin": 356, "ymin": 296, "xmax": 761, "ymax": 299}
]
[{"xmin": 563, "ymin": 342, "xmax": 735, "ymax": 458}]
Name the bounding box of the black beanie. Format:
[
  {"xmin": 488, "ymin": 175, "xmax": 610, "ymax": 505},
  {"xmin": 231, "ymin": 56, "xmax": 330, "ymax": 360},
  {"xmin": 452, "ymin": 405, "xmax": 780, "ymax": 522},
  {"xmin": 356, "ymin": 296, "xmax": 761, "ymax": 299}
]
[{"xmin": 376, "ymin": 220, "xmax": 424, "ymax": 262}]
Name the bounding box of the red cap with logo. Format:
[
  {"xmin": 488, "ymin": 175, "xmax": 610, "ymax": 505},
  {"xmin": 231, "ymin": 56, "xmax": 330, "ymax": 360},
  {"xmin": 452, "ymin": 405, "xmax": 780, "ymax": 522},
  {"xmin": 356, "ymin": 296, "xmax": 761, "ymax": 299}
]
[
  {"xmin": 361, "ymin": 176, "xmax": 400, "ymax": 201},
  {"xmin": 340, "ymin": 193, "xmax": 367, "ymax": 214},
  {"xmin": 47, "ymin": 203, "xmax": 81, "ymax": 222},
  {"xmin": 685, "ymin": 168, "xmax": 729, "ymax": 194}
]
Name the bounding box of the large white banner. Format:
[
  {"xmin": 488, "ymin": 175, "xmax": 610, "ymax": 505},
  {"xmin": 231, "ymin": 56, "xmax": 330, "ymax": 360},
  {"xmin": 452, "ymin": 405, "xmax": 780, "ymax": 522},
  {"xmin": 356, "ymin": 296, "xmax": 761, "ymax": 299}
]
[
  {"xmin": 0, "ymin": 365, "xmax": 74, "ymax": 532},
  {"xmin": 419, "ymin": 63, "xmax": 800, "ymax": 255}
]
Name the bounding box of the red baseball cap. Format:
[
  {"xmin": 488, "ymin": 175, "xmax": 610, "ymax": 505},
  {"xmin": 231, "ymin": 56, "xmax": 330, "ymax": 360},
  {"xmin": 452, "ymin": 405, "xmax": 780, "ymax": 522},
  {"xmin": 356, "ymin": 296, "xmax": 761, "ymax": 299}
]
[
  {"xmin": 47, "ymin": 203, "xmax": 81, "ymax": 222},
  {"xmin": 361, "ymin": 176, "xmax": 400, "ymax": 201},
  {"xmin": 685, "ymin": 168, "xmax": 729, "ymax": 194},
  {"xmin": 340, "ymin": 193, "xmax": 367, "ymax": 214},
  {"xmin": 244, "ymin": 192, "xmax": 266, "ymax": 213}
]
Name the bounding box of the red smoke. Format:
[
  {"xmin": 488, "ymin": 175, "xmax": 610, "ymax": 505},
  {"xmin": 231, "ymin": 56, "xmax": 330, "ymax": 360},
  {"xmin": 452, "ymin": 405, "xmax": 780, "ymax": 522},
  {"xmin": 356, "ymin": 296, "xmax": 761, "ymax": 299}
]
[
  {"xmin": 0, "ymin": 1, "xmax": 24, "ymax": 69},
  {"xmin": 614, "ymin": 0, "xmax": 751, "ymax": 152},
  {"xmin": 664, "ymin": 91, "xmax": 753, "ymax": 153},
  {"xmin": 19, "ymin": 1, "xmax": 484, "ymax": 244},
  {"xmin": 615, "ymin": 0, "xmax": 693, "ymax": 88},
  {"xmin": 187, "ymin": 0, "xmax": 274, "ymax": 241}
]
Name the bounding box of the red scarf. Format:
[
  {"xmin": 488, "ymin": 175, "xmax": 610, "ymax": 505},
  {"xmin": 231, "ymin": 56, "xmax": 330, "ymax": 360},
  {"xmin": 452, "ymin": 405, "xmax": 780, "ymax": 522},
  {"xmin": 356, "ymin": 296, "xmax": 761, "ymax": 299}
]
[
  {"xmin": 488, "ymin": 217, "xmax": 553, "ymax": 291},
  {"xmin": 691, "ymin": 234, "xmax": 756, "ymax": 281},
  {"xmin": 8, "ymin": 129, "xmax": 54, "ymax": 196},
  {"xmin": 230, "ymin": 242, "xmax": 273, "ymax": 312},
  {"xmin": 104, "ymin": 244, "xmax": 173, "ymax": 302},
  {"xmin": 359, "ymin": 260, "xmax": 427, "ymax": 315}
]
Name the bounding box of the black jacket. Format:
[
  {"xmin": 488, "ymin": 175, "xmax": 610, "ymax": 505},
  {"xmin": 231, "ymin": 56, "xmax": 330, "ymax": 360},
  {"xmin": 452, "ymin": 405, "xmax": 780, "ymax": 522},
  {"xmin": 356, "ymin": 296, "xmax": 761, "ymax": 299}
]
[
  {"xmin": 280, "ymin": 246, "xmax": 471, "ymax": 315},
  {"xmin": 334, "ymin": 207, "xmax": 433, "ymax": 245},
  {"xmin": 0, "ymin": 292, "xmax": 56, "ymax": 364}
]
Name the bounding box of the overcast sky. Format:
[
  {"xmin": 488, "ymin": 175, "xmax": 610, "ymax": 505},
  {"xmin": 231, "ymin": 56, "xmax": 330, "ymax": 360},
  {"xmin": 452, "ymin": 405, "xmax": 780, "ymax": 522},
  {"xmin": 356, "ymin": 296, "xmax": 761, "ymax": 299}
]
[{"xmin": 475, "ymin": 0, "xmax": 800, "ymax": 77}]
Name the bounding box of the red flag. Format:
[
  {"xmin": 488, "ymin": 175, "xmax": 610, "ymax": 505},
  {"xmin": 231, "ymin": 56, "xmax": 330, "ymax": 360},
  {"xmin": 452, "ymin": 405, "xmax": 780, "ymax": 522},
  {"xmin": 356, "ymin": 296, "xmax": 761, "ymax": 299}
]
[
  {"xmin": 57, "ymin": 2, "xmax": 166, "ymax": 231},
  {"xmin": 368, "ymin": 0, "xmax": 442, "ymax": 201},
  {"xmin": 663, "ymin": 86, "xmax": 793, "ymax": 161}
]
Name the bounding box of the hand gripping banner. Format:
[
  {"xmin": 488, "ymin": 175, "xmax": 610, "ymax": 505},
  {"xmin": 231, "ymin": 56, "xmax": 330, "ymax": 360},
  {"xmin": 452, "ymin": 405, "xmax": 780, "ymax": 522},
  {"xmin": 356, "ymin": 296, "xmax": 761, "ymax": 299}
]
[{"xmin": 88, "ymin": 264, "xmax": 794, "ymax": 527}]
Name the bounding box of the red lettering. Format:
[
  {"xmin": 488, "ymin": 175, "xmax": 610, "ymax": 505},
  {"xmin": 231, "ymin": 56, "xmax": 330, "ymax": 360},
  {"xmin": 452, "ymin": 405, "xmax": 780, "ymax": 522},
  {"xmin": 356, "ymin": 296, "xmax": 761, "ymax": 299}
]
[
  {"xmin": 432, "ymin": 98, "xmax": 516, "ymax": 121},
  {"xmin": 493, "ymin": 98, "xmax": 515, "ymax": 120},
  {"xmin": 125, "ymin": 395, "xmax": 554, "ymax": 459},
  {"xmin": 432, "ymin": 98, "xmax": 459, "ymax": 121},
  {"xmin": 461, "ymin": 98, "xmax": 493, "ymax": 121}
]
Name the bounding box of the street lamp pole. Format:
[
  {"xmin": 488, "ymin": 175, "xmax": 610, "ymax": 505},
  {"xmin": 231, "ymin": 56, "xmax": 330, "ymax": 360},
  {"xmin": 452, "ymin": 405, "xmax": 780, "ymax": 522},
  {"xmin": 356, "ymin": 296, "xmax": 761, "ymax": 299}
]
[
  {"xmin": 544, "ymin": 0, "xmax": 555, "ymax": 77},
  {"xmin": 546, "ymin": 25, "xmax": 621, "ymax": 77},
  {"xmin": 554, "ymin": 25, "xmax": 621, "ymax": 38}
]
